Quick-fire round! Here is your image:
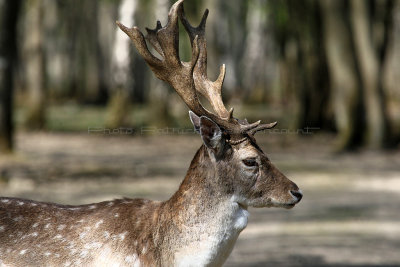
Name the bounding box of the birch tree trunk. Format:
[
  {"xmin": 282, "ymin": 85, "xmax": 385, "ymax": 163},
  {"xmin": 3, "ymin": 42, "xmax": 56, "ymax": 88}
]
[{"xmin": 106, "ymin": 0, "xmax": 137, "ymax": 128}]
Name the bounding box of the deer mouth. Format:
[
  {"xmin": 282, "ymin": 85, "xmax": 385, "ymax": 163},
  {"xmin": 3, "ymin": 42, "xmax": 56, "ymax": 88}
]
[
  {"xmin": 237, "ymin": 202, "xmax": 248, "ymax": 210},
  {"xmin": 261, "ymin": 203, "xmax": 296, "ymax": 209},
  {"xmin": 268, "ymin": 199, "xmax": 300, "ymax": 209},
  {"xmin": 249, "ymin": 197, "xmax": 299, "ymax": 209}
]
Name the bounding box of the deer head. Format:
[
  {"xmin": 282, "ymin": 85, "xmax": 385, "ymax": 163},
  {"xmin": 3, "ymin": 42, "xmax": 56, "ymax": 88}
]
[
  {"xmin": 187, "ymin": 112, "xmax": 302, "ymax": 210},
  {"xmin": 117, "ymin": 0, "xmax": 302, "ymax": 210}
]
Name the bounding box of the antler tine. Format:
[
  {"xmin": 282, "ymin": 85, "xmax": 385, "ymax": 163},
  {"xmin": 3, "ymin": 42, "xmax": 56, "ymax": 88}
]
[
  {"xmin": 116, "ymin": 22, "xmax": 163, "ymax": 71},
  {"xmin": 248, "ymin": 121, "xmax": 278, "ymax": 136},
  {"xmin": 240, "ymin": 120, "xmax": 261, "ymax": 132},
  {"xmin": 154, "ymin": 0, "xmax": 183, "ymax": 67},
  {"xmin": 145, "ymin": 21, "xmax": 164, "ymax": 57},
  {"xmin": 179, "ymin": 6, "xmax": 230, "ymax": 119}
]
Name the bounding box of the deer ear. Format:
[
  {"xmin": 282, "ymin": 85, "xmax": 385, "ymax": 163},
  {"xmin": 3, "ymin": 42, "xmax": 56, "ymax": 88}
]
[
  {"xmin": 189, "ymin": 111, "xmax": 201, "ymax": 133},
  {"xmin": 199, "ymin": 116, "xmax": 224, "ymax": 155}
]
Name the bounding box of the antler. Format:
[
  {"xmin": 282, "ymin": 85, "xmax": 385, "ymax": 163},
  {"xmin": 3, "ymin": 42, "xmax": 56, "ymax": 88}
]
[
  {"xmin": 179, "ymin": 7, "xmax": 229, "ymax": 119},
  {"xmin": 116, "ymin": 0, "xmax": 276, "ymax": 137}
]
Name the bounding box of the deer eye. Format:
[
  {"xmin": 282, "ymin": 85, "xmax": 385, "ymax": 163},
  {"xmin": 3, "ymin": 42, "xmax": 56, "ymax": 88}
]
[{"xmin": 242, "ymin": 158, "xmax": 258, "ymax": 167}]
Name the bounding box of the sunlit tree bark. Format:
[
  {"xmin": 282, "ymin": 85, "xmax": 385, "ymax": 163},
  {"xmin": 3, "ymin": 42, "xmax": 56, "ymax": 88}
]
[{"xmin": 106, "ymin": 0, "xmax": 137, "ymax": 128}]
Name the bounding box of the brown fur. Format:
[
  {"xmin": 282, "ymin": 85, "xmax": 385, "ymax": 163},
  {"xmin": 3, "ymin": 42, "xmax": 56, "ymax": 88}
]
[{"xmin": 1, "ymin": 140, "xmax": 301, "ymax": 266}]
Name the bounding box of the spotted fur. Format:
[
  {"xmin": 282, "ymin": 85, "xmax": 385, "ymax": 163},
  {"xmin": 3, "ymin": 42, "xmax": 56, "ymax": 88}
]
[{"xmin": 1, "ymin": 134, "xmax": 301, "ymax": 267}]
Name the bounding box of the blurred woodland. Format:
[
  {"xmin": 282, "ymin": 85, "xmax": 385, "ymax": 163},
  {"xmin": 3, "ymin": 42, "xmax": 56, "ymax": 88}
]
[
  {"xmin": 1, "ymin": 2, "xmax": 400, "ymax": 265},
  {"xmin": 1, "ymin": 0, "xmax": 400, "ymax": 153}
]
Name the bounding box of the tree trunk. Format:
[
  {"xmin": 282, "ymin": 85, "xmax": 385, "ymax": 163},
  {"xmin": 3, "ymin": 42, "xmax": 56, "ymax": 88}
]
[
  {"xmin": 0, "ymin": 0, "xmax": 20, "ymax": 152},
  {"xmin": 23, "ymin": 0, "xmax": 46, "ymax": 130},
  {"xmin": 321, "ymin": 0, "xmax": 364, "ymax": 150},
  {"xmin": 106, "ymin": 0, "xmax": 137, "ymax": 128},
  {"xmin": 350, "ymin": 0, "xmax": 388, "ymax": 149},
  {"xmin": 94, "ymin": 1, "xmax": 112, "ymax": 105},
  {"xmin": 213, "ymin": 0, "xmax": 245, "ymax": 95},
  {"xmin": 295, "ymin": 1, "xmax": 331, "ymax": 130},
  {"xmin": 242, "ymin": 0, "xmax": 275, "ymax": 103},
  {"xmin": 381, "ymin": 0, "xmax": 400, "ymax": 145},
  {"xmin": 269, "ymin": 1, "xmax": 332, "ymax": 131},
  {"xmin": 146, "ymin": 0, "xmax": 174, "ymax": 127}
]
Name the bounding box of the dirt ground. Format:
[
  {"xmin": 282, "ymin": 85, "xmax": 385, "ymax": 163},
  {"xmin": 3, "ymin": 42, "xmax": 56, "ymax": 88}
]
[{"xmin": 1, "ymin": 132, "xmax": 400, "ymax": 266}]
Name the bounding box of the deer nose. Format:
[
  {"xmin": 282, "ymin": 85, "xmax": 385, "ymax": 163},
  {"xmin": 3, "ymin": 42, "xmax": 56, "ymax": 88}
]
[{"xmin": 290, "ymin": 190, "xmax": 303, "ymax": 203}]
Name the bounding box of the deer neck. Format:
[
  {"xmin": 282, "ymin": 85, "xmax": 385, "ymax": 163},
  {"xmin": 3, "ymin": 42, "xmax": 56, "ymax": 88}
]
[{"xmin": 162, "ymin": 145, "xmax": 249, "ymax": 266}]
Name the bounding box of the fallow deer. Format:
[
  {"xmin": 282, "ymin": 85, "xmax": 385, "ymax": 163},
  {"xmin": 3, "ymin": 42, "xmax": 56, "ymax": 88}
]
[{"xmin": 0, "ymin": 0, "xmax": 302, "ymax": 266}]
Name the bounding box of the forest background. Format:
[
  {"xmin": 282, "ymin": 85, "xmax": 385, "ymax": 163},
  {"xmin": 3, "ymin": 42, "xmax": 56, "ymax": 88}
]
[{"xmin": 1, "ymin": 0, "xmax": 399, "ymax": 151}]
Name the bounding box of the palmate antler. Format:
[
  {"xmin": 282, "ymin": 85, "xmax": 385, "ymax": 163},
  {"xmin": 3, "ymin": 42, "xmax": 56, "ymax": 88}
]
[{"xmin": 116, "ymin": 0, "xmax": 276, "ymax": 140}]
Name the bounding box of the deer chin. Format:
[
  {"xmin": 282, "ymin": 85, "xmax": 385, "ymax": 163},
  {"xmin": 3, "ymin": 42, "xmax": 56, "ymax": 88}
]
[
  {"xmin": 275, "ymin": 203, "xmax": 296, "ymax": 209},
  {"xmin": 248, "ymin": 198, "xmax": 297, "ymax": 209}
]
